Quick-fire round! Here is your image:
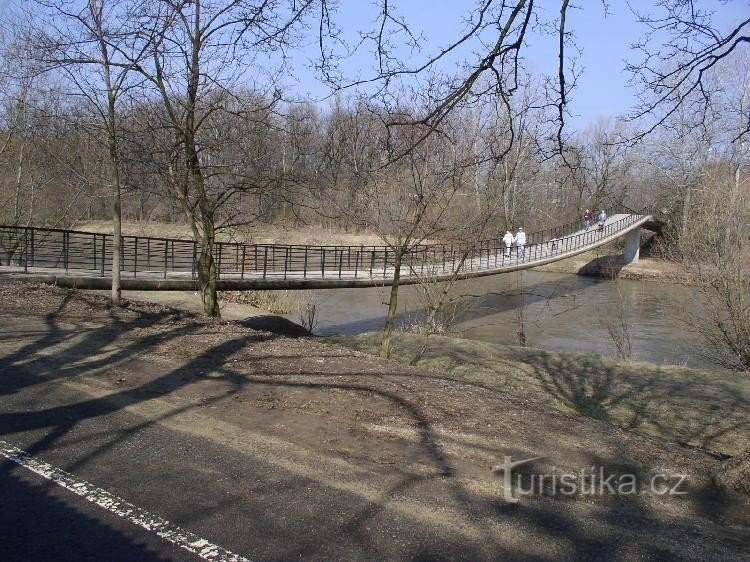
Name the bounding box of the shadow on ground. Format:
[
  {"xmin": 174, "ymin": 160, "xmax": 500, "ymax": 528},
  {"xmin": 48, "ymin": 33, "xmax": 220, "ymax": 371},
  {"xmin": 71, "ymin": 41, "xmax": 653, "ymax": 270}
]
[
  {"xmin": 0, "ymin": 284, "xmax": 747, "ymax": 560},
  {"xmin": 0, "ymin": 460, "xmax": 169, "ymax": 561},
  {"xmin": 337, "ymin": 332, "xmax": 749, "ymax": 456}
]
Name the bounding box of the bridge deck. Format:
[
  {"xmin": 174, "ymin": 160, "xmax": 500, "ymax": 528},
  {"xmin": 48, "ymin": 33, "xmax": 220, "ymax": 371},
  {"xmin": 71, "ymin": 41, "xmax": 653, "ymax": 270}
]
[{"xmin": 0, "ymin": 209, "xmax": 653, "ymax": 290}]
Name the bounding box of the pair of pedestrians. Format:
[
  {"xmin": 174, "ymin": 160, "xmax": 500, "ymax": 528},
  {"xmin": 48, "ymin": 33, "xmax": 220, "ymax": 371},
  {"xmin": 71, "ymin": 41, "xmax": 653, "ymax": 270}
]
[{"xmin": 502, "ymin": 228, "xmax": 526, "ymax": 258}]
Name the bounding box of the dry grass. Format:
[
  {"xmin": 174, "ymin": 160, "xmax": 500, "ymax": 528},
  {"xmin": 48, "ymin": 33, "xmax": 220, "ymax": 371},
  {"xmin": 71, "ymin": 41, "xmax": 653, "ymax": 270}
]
[
  {"xmin": 75, "ymin": 219, "xmax": 384, "ymax": 246},
  {"xmin": 220, "ymin": 289, "xmax": 313, "ymax": 315},
  {"xmin": 331, "ymin": 331, "xmax": 750, "ymax": 456}
]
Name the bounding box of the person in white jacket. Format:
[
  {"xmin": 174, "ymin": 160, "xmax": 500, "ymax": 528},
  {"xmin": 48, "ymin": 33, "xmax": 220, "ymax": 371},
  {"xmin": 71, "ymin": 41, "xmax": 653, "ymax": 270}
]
[
  {"xmin": 597, "ymin": 209, "xmax": 607, "ymax": 230},
  {"xmin": 502, "ymin": 229, "xmax": 515, "ymax": 258},
  {"xmin": 515, "ymin": 227, "xmax": 527, "ymax": 258}
]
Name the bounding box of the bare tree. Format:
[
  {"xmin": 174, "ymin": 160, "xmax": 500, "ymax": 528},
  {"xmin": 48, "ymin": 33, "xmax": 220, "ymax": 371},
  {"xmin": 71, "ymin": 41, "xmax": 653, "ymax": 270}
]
[
  {"xmin": 338, "ymin": 118, "xmax": 467, "ymax": 357},
  {"xmin": 578, "ymin": 119, "xmax": 634, "ymax": 211},
  {"xmin": 0, "ymin": 24, "xmax": 103, "ymax": 246},
  {"xmin": 127, "ymin": 0, "xmax": 329, "ymax": 316},
  {"xmin": 644, "ymin": 103, "xmax": 711, "ymax": 239},
  {"xmin": 0, "ymin": 74, "xmax": 34, "ymax": 229},
  {"xmin": 641, "ymin": 51, "xmax": 750, "ymax": 371},
  {"xmin": 24, "ymin": 0, "xmax": 149, "ymax": 306},
  {"xmin": 628, "ymin": 1, "xmax": 750, "ymax": 141},
  {"xmin": 406, "ymin": 269, "xmax": 476, "ymax": 366},
  {"xmin": 674, "ymin": 162, "xmax": 749, "ymax": 371},
  {"xmin": 404, "ymin": 199, "xmax": 506, "ymax": 364},
  {"xmin": 601, "ymin": 279, "xmax": 634, "ymax": 361}
]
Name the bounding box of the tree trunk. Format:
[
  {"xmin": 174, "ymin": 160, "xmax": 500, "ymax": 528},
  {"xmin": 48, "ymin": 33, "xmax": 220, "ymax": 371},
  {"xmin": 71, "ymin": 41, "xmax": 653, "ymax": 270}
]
[
  {"xmin": 14, "ymin": 142, "xmax": 24, "ymax": 226},
  {"xmin": 109, "ymin": 113, "xmax": 122, "ymax": 307},
  {"xmin": 111, "ymin": 175, "xmax": 122, "ymax": 307},
  {"xmin": 409, "ymin": 331, "xmax": 430, "ymax": 366},
  {"xmin": 680, "ymin": 184, "xmax": 692, "ymax": 240},
  {"xmin": 107, "ymin": 101, "xmax": 122, "ymax": 307},
  {"xmin": 197, "ymin": 219, "xmax": 220, "ymax": 317},
  {"xmin": 92, "ymin": 1, "xmax": 122, "ymax": 308},
  {"xmin": 197, "ymin": 246, "xmax": 219, "ymax": 316},
  {"xmin": 379, "ymin": 251, "xmax": 403, "ymax": 358},
  {"xmin": 186, "ymin": 159, "xmax": 220, "ymax": 317},
  {"xmin": 516, "ymin": 272, "xmax": 527, "ymax": 346}
]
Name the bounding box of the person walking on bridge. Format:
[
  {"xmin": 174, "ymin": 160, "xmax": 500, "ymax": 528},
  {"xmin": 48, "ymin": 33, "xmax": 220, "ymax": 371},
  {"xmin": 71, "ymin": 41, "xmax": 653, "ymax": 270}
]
[
  {"xmin": 515, "ymin": 227, "xmax": 527, "ymax": 259},
  {"xmin": 584, "ymin": 209, "xmax": 593, "ymax": 230},
  {"xmin": 597, "ymin": 209, "xmax": 607, "ymax": 230},
  {"xmin": 503, "ymin": 229, "xmax": 515, "ymax": 258}
]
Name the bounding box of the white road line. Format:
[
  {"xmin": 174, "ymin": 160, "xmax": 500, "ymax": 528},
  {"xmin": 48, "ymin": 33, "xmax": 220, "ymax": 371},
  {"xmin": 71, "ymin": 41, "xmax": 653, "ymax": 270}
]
[{"xmin": 0, "ymin": 440, "xmax": 251, "ymax": 562}]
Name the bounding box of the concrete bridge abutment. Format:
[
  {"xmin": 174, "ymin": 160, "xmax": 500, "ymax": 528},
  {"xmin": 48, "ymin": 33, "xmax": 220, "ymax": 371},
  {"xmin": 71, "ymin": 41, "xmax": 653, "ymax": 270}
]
[{"xmin": 623, "ymin": 228, "xmax": 641, "ymax": 264}]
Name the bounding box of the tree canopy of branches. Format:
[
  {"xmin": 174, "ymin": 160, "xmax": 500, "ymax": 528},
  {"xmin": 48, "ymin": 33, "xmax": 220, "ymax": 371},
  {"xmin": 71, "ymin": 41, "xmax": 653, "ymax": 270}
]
[{"xmin": 628, "ymin": 0, "xmax": 750, "ymax": 141}]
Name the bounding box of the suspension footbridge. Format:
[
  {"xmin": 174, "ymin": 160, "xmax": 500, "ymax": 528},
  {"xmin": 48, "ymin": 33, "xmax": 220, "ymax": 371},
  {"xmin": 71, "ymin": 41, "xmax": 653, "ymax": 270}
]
[{"xmin": 0, "ymin": 205, "xmax": 657, "ymax": 290}]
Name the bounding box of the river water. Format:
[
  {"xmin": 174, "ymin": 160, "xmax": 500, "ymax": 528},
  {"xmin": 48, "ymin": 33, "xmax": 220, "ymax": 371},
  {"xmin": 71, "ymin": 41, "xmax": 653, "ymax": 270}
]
[{"xmin": 306, "ymin": 271, "xmax": 711, "ymax": 368}]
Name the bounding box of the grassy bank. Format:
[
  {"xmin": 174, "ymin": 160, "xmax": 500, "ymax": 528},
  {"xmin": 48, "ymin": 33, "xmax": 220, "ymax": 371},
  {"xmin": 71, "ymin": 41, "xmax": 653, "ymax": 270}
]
[
  {"xmin": 534, "ymin": 249, "xmax": 691, "ymax": 283},
  {"xmin": 331, "ymin": 332, "xmax": 749, "ymax": 456}
]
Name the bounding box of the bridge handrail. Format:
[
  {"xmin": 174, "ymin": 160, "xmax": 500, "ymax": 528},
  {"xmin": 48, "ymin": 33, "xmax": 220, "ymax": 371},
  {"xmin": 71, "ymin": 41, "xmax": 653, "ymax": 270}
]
[{"xmin": 0, "ymin": 203, "xmax": 646, "ymax": 253}]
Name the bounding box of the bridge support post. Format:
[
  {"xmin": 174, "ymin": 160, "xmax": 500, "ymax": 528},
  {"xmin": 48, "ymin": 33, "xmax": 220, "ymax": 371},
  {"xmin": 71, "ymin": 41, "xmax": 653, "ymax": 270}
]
[{"xmin": 624, "ymin": 228, "xmax": 640, "ymax": 264}]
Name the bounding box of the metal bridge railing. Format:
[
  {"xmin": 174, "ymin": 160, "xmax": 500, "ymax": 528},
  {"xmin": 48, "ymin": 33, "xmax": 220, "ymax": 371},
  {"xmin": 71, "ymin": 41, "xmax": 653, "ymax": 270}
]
[{"xmin": 0, "ymin": 205, "xmax": 654, "ymax": 282}]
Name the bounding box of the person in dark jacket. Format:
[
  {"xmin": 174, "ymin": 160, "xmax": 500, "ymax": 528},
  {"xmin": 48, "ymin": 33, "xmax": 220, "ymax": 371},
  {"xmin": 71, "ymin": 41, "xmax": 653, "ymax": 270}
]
[{"xmin": 584, "ymin": 209, "xmax": 593, "ymax": 230}]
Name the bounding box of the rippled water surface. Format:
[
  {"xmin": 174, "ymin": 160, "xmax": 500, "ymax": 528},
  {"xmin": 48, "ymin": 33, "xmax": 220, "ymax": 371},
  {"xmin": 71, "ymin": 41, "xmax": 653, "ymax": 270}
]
[{"xmin": 307, "ymin": 270, "xmax": 710, "ymax": 368}]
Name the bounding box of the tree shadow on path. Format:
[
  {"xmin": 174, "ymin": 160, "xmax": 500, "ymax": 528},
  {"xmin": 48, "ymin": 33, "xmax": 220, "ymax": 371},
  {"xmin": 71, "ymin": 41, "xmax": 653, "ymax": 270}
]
[{"xmin": 0, "ymin": 288, "xmax": 747, "ymax": 560}]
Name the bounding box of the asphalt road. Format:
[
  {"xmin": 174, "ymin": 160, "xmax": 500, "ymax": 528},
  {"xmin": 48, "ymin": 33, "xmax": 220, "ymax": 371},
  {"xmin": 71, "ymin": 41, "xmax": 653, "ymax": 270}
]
[
  {"xmin": 1, "ymin": 458, "xmax": 193, "ymax": 561},
  {"xmin": 0, "ymin": 321, "xmax": 492, "ymax": 561}
]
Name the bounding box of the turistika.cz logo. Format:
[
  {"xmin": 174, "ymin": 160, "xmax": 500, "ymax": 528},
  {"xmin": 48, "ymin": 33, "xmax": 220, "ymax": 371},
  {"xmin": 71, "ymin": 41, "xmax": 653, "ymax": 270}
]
[{"xmin": 492, "ymin": 456, "xmax": 688, "ymax": 503}]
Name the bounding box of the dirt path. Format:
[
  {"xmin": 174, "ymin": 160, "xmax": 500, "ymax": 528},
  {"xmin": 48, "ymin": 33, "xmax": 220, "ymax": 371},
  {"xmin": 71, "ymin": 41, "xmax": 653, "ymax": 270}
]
[
  {"xmin": 0, "ymin": 282, "xmax": 747, "ymax": 560},
  {"xmin": 96, "ymin": 289, "xmax": 270, "ymax": 320}
]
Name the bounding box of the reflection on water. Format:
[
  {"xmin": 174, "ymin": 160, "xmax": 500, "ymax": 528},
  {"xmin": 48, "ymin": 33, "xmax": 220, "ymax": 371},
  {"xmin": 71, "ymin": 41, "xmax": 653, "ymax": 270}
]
[{"xmin": 308, "ymin": 270, "xmax": 710, "ymax": 368}]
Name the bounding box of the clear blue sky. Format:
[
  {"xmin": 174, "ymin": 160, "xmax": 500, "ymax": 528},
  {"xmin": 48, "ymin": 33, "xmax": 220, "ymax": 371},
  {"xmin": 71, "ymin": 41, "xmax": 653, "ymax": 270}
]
[{"xmin": 284, "ymin": 0, "xmax": 747, "ymax": 131}]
